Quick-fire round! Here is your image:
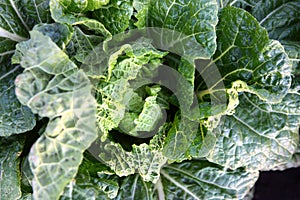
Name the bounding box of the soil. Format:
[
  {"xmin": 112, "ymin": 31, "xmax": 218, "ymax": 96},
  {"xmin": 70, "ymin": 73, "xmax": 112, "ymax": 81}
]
[{"xmin": 253, "ymin": 167, "xmax": 300, "ymax": 200}]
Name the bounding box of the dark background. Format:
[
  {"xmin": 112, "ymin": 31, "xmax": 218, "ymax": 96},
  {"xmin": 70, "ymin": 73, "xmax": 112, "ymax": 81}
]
[{"xmin": 253, "ymin": 167, "xmax": 300, "ymax": 200}]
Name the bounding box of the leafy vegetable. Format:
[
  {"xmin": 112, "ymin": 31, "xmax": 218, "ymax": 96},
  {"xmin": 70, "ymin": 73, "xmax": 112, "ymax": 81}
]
[
  {"xmin": 12, "ymin": 30, "xmax": 97, "ymax": 199},
  {"xmin": 0, "ymin": 0, "xmax": 299, "ymax": 199}
]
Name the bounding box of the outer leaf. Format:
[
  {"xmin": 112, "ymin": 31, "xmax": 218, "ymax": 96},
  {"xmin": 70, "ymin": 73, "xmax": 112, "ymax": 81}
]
[
  {"xmin": 207, "ymin": 92, "xmax": 300, "ymax": 170},
  {"xmin": 0, "ymin": 56, "xmax": 36, "ymax": 136},
  {"xmin": 0, "ymin": 0, "xmax": 52, "ymax": 46},
  {"xmin": 274, "ymin": 140, "xmax": 300, "ymax": 170},
  {"xmin": 281, "ymin": 40, "xmax": 300, "ymax": 79},
  {"xmin": 146, "ymin": 0, "xmax": 218, "ymax": 58},
  {"xmin": 200, "ymin": 7, "xmax": 292, "ymax": 103},
  {"xmin": 251, "ymin": 0, "xmax": 300, "ymax": 41},
  {"xmin": 0, "ymin": 0, "xmax": 29, "ymax": 42},
  {"xmin": 159, "ymin": 160, "xmax": 259, "ymax": 200},
  {"xmin": 115, "ymin": 174, "xmax": 154, "ymax": 200},
  {"xmin": 14, "ymin": 0, "xmax": 52, "ymax": 29},
  {"xmin": 13, "ymin": 31, "xmax": 97, "ymax": 200},
  {"xmin": 93, "ymin": 0, "xmax": 133, "ymax": 35},
  {"xmin": 0, "ymin": 0, "xmax": 52, "ymax": 136},
  {"xmin": 19, "ymin": 193, "xmax": 33, "ymax": 200},
  {"xmin": 67, "ymin": 27, "xmax": 104, "ymax": 64},
  {"xmin": 50, "ymin": 0, "xmax": 111, "ymax": 38},
  {"xmin": 60, "ymin": 157, "xmax": 118, "ymax": 200},
  {"xmin": 0, "ymin": 135, "xmax": 25, "ymax": 199},
  {"xmin": 217, "ymin": 0, "xmax": 257, "ymax": 8},
  {"xmin": 33, "ymin": 23, "xmax": 74, "ymax": 49}
]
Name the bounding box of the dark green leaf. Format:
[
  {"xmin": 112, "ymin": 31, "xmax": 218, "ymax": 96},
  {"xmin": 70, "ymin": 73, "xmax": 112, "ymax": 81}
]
[
  {"xmin": 50, "ymin": 0, "xmax": 111, "ymax": 38},
  {"xmin": 14, "ymin": 0, "xmax": 52, "ymax": 29},
  {"xmin": 0, "ymin": 135, "xmax": 25, "ymax": 199},
  {"xmin": 115, "ymin": 174, "xmax": 154, "ymax": 200},
  {"xmin": 160, "ymin": 160, "xmax": 258, "ymax": 200},
  {"xmin": 67, "ymin": 27, "xmax": 104, "ymax": 64},
  {"xmin": 33, "ymin": 23, "xmax": 73, "ymax": 49},
  {"xmin": 251, "ymin": 0, "xmax": 300, "ymax": 41},
  {"xmin": 201, "ymin": 7, "xmax": 291, "ymax": 104},
  {"xmin": 60, "ymin": 157, "xmax": 118, "ymax": 200},
  {"xmin": 207, "ymin": 92, "xmax": 300, "ymax": 170},
  {"xmin": 146, "ymin": 0, "xmax": 218, "ymax": 58},
  {"xmin": 93, "ymin": 0, "xmax": 133, "ymax": 35},
  {"xmin": 0, "ymin": 56, "xmax": 36, "ymax": 136}
]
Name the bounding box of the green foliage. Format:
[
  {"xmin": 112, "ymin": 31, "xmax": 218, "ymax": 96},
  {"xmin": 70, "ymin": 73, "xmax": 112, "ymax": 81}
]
[{"xmin": 0, "ymin": 0, "xmax": 299, "ymax": 199}]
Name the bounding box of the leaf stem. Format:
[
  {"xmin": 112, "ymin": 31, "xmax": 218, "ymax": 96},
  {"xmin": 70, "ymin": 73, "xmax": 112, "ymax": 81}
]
[
  {"xmin": 0, "ymin": 66, "xmax": 20, "ymax": 81},
  {"xmin": 0, "ymin": 27, "xmax": 27, "ymax": 42},
  {"xmin": 155, "ymin": 177, "xmax": 165, "ymax": 200}
]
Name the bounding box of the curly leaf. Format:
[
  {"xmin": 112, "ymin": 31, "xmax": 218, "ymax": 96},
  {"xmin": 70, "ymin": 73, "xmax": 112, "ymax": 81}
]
[
  {"xmin": 129, "ymin": 96, "xmax": 163, "ymax": 137},
  {"xmin": 100, "ymin": 141, "xmax": 167, "ymax": 183},
  {"xmin": 93, "ymin": 0, "xmax": 133, "ymax": 35},
  {"xmin": 96, "ymin": 41, "xmax": 166, "ymax": 141},
  {"xmin": 13, "ymin": 31, "xmax": 97, "ymax": 200},
  {"xmin": 50, "ymin": 0, "xmax": 111, "ymax": 38}
]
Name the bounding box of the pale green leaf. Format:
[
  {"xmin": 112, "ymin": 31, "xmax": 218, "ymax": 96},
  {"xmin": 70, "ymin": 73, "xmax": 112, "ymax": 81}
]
[
  {"xmin": 99, "ymin": 141, "xmax": 167, "ymax": 183},
  {"xmin": 49, "ymin": 0, "xmax": 111, "ymax": 38},
  {"xmin": 13, "ymin": 31, "xmax": 97, "ymax": 200},
  {"xmin": 129, "ymin": 96, "xmax": 163, "ymax": 137},
  {"xmin": 95, "ymin": 41, "xmax": 166, "ymax": 141}
]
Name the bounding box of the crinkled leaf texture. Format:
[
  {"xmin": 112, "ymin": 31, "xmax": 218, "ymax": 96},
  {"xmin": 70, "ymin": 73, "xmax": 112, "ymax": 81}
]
[
  {"xmin": 145, "ymin": 0, "xmax": 218, "ymax": 59},
  {"xmin": 158, "ymin": 160, "xmax": 258, "ymax": 200},
  {"xmin": 92, "ymin": 0, "xmax": 134, "ymax": 35},
  {"xmin": 12, "ymin": 31, "xmax": 97, "ymax": 200},
  {"xmin": 207, "ymin": 92, "xmax": 300, "ymax": 170},
  {"xmin": 200, "ymin": 6, "xmax": 299, "ymax": 171},
  {"xmin": 0, "ymin": 0, "xmax": 52, "ymax": 136},
  {"xmin": 0, "ymin": 135, "xmax": 25, "ymax": 199},
  {"xmin": 0, "ymin": 56, "xmax": 36, "ymax": 136},
  {"xmin": 50, "ymin": 0, "xmax": 111, "ymax": 38},
  {"xmin": 99, "ymin": 138, "xmax": 167, "ymax": 183},
  {"xmin": 199, "ymin": 6, "xmax": 292, "ymax": 104},
  {"xmin": 60, "ymin": 157, "xmax": 119, "ymax": 200},
  {"xmin": 250, "ymin": 0, "xmax": 300, "ymax": 41}
]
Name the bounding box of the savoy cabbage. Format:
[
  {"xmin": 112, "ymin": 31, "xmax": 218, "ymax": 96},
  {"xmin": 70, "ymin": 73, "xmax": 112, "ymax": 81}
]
[{"xmin": 0, "ymin": 0, "xmax": 299, "ymax": 199}]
